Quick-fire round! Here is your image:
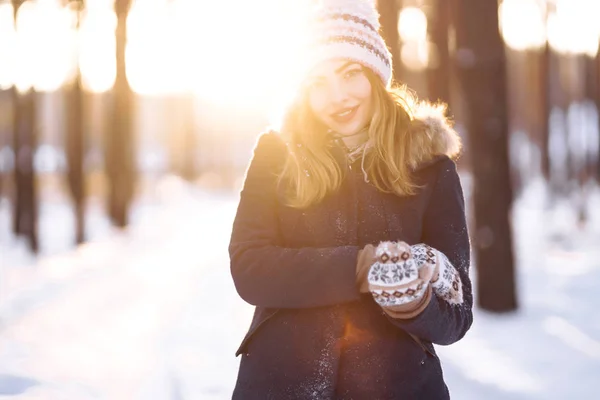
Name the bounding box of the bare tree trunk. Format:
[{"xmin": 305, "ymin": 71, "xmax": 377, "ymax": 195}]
[
  {"xmin": 0, "ymin": 90, "xmax": 11, "ymax": 199},
  {"xmin": 12, "ymin": 89, "xmax": 38, "ymax": 252},
  {"xmin": 426, "ymin": 0, "xmax": 451, "ymax": 105},
  {"xmin": 168, "ymin": 94, "xmax": 196, "ymax": 181},
  {"xmin": 547, "ymin": 49, "xmax": 571, "ymax": 197},
  {"xmin": 597, "ymin": 46, "xmax": 600, "ymax": 181},
  {"xmin": 180, "ymin": 95, "xmax": 196, "ymax": 182},
  {"xmin": 377, "ymin": 0, "xmax": 403, "ymax": 83},
  {"xmin": 539, "ymin": 44, "xmax": 551, "ymax": 181},
  {"xmin": 11, "ymin": 0, "xmax": 38, "ymax": 253},
  {"xmin": 453, "ymin": 0, "xmax": 517, "ymax": 312},
  {"xmin": 65, "ymin": 0, "xmax": 86, "ymax": 244},
  {"xmin": 105, "ymin": 0, "xmax": 135, "ymax": 227},
  {"xmin": 588, "ymin": 46, "xmax": 600, "ymax": 183}
]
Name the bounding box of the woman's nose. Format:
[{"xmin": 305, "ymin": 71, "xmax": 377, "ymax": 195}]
[{"xmin": 328, "ymin": 80, "xmax": 349, "ymax": 105}]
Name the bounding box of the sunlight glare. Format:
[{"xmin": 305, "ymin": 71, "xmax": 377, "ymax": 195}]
[
  {"xmin": 122, "ymin": 0, "xmax": 313, "ymax": 107},
  {"xmin": 499, "ymin": 0, "xmax": 546, "ymax": 51},
  {"xmin": 0, "ymin": 3, "xmax": 16, "ymax": 90},
  {"xmin": 1, "ymin": 0, "xmax": 317, "ymax": 109},
  {"xmin": 168, "ymin": 0, "xmax": 198, "ymax": 95},
  {"xmin": 80, "ymin": 1, "xmax": 117, "ymax": 93},
  {"xmin": 126, "ymin": 0, "xmax": 172, "ymax": 95},
  {"xmin": 186, "ymin": 0, "xmax": 312, "ymax": 112},
  {"xmin": 14, "ymin": 0, "xmax": 74, "ymax": 93},
  {"xmin": 547, "ymin": 0, "xmax": 600, "ymax": 56},
  {"xmin": 396, "ymin": 7, "xmax": 428, "ymax": 71},
  {"xmin": 401, "ymin": 40, "xmax": 429, "ymax": 71},
  {"xmin": 397, "ymin": 7, "xmax": 427, "ymax": 43}
]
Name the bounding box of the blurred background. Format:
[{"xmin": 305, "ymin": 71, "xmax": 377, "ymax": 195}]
[{"xmin": 0, "ymin": 0, "xmax": 599, "ymax": 399}]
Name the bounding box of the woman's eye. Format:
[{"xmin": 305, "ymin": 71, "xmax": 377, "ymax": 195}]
[{"xmin": 344, "ymin": 69, "xmax": 362, "ymax": 79}]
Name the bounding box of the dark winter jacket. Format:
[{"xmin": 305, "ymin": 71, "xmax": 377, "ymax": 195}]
[{"xmin": 229, "ymin": 105, "xmax": 473, "ymax": 399}]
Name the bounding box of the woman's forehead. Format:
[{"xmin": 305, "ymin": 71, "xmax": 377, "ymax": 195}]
[{"xmin": 307, "ymin": 58, "xmax": 362, "ymax": 78}]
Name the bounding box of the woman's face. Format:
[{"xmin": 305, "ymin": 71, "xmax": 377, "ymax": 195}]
[{"xmin": 305, "ymin": 59, "xmax": 373, "ymax": 136}]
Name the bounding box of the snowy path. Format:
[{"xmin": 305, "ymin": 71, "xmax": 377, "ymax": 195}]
[
  {"xmin": 0, "ymin": 178, "xmax": 598, "ymax": 399},
  {"xmin": 0, "ymin": 184, "xmax": 254, "ymax": 399}
]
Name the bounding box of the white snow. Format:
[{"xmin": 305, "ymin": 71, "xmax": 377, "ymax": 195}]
[{"xmin": 0, "ymin": 173, "xmax": 598, "ymax": 399}]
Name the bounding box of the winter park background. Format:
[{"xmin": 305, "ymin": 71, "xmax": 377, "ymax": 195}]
[{"xmin": 1, "ymin": 0, "xmax": 600, "ymax": 399}]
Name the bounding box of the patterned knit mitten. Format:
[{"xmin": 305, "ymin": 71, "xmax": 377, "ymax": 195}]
[
  {"xmin": 367, "ymin": 241, "xmax": 435, "ymax": 317},
  {"xmin": 411, "ymin": 243, "xmax": 463, "ymax": 305}
]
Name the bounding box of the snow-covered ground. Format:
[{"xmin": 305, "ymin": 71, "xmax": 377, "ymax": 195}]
[
  {"xmin": 0, "ymin": 175, "xmax": 599, "ymax": 399},
  {"xmin": 441, "ymin": 178, "xmax": 600, "ymax": 400}
]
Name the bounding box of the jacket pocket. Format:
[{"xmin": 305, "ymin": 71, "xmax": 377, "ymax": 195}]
[
  {"xmin": 408, "ymin": 333, "xmax": 437, "ymax": 359},
  {"xmin": 235, "ymin": 308, "xmax": 280, "ymax": 357}
]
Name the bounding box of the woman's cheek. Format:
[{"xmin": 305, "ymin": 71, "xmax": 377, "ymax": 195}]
[{"xmin": 309, "ymin": 96, "xmax": 328, "ymax": 121}]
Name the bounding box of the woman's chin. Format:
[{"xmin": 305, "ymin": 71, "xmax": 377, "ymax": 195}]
[{"xmin": 330, "ymin": 122, "xmax": 366, "ymax": 136}]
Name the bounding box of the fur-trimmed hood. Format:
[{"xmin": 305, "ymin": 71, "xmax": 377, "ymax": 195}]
[{"xmin": 408, "ymin": 102, "xmax": 462, "ymax": 170}]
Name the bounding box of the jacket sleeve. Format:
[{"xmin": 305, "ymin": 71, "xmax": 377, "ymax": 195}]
[
  {"xmin": 386, "ymin": 157, "xmax": 473, "ymax": 345},
  {"xmin": 228, "ymin": 132, "xmax": 362, "ymax": 309}
]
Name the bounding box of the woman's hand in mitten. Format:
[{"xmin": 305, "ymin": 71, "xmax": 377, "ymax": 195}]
[
  {"xmin": 356, "ymin": 244, "xmax": 376, "ymax": 293},
  {"xmin": 412, "ymin": 244, "xmax": 464, "ymax": 305},
  {"xmin": 367, "ymin": 241, "xmax": 436, "ymax": 319}
]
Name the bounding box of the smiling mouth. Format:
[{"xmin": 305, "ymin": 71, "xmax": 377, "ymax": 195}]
[{"xmin": 331, "ymin": 106, "xmax": 359, "ymax": 123}]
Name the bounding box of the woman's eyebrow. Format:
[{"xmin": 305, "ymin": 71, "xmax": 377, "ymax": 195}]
[
  {"xmin": 335, "ymin": 61, "xmax": 359, "ymax": 73},
  {"xmin": 307, "ymin": 62, "xmax": 360, "ymax": 81}
]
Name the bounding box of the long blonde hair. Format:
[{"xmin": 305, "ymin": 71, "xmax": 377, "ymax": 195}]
[{"xmin": 278, "ymin": 69, "xmax": 427, "ymax": 209}]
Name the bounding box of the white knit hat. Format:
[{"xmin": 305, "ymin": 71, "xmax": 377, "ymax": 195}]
[{"xmin": 303, "ymin": 0, "xmax": 393, "ymax": 87}]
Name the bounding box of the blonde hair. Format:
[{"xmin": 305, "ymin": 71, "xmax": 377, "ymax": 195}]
[{"xmin": 278, "ymin": 69, "xmax": 430, "ymax": 209}]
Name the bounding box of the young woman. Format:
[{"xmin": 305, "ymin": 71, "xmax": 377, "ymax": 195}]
[{"xmin": 229, "ymin": 0, "xmax": 472, "ymax": 398}]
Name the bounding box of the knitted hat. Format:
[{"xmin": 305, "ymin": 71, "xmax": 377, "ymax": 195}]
[{"xmin": 303, "ymin": 0, "xmax": 393, "ymax": 87}]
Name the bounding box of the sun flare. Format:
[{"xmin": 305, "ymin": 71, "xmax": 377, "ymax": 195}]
[
  {"xmin": 0, "ymin": 0, "xmax": 313, "ymax": 115},
  {"xmin": 2, "ymin": 0, "xmax": 599, "ymax": 105}
]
